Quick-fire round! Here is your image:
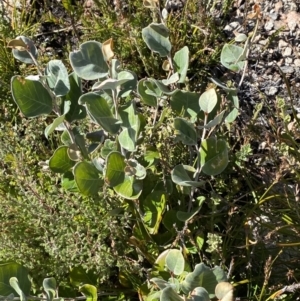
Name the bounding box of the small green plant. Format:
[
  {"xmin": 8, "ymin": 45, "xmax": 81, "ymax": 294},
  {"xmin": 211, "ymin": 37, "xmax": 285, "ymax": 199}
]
[
  {"xmin": 8, "ymin": 0, "xmax": 239, "ymax": 202},
  {"xmin": 142, "ymin": 249, "xmax": 234, "ymax": 301}
]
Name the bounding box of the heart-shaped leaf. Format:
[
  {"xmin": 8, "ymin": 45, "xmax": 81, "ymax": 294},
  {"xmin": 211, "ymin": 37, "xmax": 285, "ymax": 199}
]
[
  {"xmin": 70, "ymin": 41, "xmax": 108, "ymax": 80},
  {"xmin": 49, "ymin": 146, "xmax": 76, "ymax": 173}
]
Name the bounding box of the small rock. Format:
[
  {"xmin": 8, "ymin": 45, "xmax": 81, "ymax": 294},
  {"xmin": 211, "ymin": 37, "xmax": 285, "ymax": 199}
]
[
  {"xmin": 285, "ymin": 57, "xmax": 293, "ymax": 64},
  {"xmin": 283, "ymin": 47, "xmax": 292, "ymax": 57},
  {"xmin": 259, "ymin": 39, "xmax": 268, "ymax": 46},
  {"xmin": 224, "ymin": 21, "xmax": 240, "ymax": 32},
  {"xmin": 269, "ymin": 13, "xmax": 278, "ymax": 21},
  {"xmin": 264, "ymin": 20, "xmax": 274, "ymax": 31},
  {"xmin": 280, "ymin": 65, "xmax": 294, "ymax": 74},
  {"xmin": 294, "ymin": 59, "xmax": 300, "ymax": 67},
  {"xmin": 278, "ymin": 39, "xmax": 288, "ymax": 48},
  {"xmin": 265, "ymin": 86, "xmax": 278, "ymax": 96}
]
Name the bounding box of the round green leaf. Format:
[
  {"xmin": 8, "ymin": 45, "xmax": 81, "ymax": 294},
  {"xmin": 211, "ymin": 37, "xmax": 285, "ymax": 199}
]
[
  {"xmin": 11, "ymin": 36, "xmax": 38, "ymax": 64},
  {"xmin": 137, "ymin": 79, "xmax": 158, "ymax": 106},
  {"xmin": 171, "ymin": 164, "xmax": 204, "ymax": 187},
  {"xmin": 165, "ymin": 249, "xmax": 185, "ymax": 275},
  {"xmin": 105, "ymin": 152, "xmax": 143, "ymax": 199},
  {"xmin": 142, "ymin": 23, "xmax": 172, "ymax": 57},
  {"xmin": 174, "ymin": 118, "xmax": 197, "ymax": 145},
  {"xmin": 69, "ymin": 41, "xmax": 108, "ymax": 80},
  {"xmin": 199, "ymin": 88, "xmax": 218, "ymax": 114},
  {"xmin": 49, "ymin": 146, "xmax": 76, "ymax": 173},
  {"xmin": 11, "ymin": 76, "xmax": 53, "ymax": 117},
  {"xmin": 74, "ymin": 161, "xmax": 103, "ymax": 196},
  {"xmin": 200, "ymin": 138, "xmax": 228, "ymax": 176},
  {"xmin": 220, "ymin": 44, "xmax": 245, "ymax": 72},
  {"xmin": 171, "ymin": 90, "xmax": 200, "ymax": 119}
]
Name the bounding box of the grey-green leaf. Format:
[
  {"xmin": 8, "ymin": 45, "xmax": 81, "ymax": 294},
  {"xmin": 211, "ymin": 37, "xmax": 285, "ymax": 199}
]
[
  {"xmin": 11, "ymin": 76, "xmax": 53, "ymax": 117},
  {"xmin": 105, "ymin": 151, "xmax": 143, "ymax": 199},
  {"xmin": 160, "ymin": 287, "xmax": 183, "ymax": 301},
  {"xmin": 200, "ymin": 138, "xmax": 228, "ymax": 176},
  {"xmin": 165, "ymin": 249, "xmax": 185, "ymax": 275},
  {"xmin": 63, "ymin": 72, "xmax": 86, "ymax": 122},
  {"xmin": 46, "ymin": 60, "xmax": 70, "ymax": 96},
  {"xmin": 118, "ymin": 102, "xmax": 140, "ymax": 151},
  {"xmin": 171, "ymin": 164, "xmax": 204, "ymax": 187},
  {"xmin": 174, "ymin": 118, "xmax": 197, "ymax": 145},
  {"xmin": 220, "ymin": 44, "xmax": 245, "ymax": 72},
  {"xmin": 171, "ymin": 90, "xmax": 200, "ymax": 119},
  {"xmin": 11, "ymin": 36, "xmax": 38, "ymax": 64},
  {"xmin": 142, "ymin": 23, "xmax": 172, "ymax": 57},
  {"xmin": 69, "ymin": 41, "xmax": 108, "ymax": 80},
  {"xmin": 43, "ymin": 278, "xmax": 56, "ymax": 301},
  {"xmin": 79, "ymin": 92, "xmax": 120, "ymax": 135},
  {"xmin": 199, "ymin": 88, "xmax": 218, "ymax": 114},
  {"xmin": 137, "ymin": 79, "xmax": 157, "ymax": 106},
  {"xmin": 173, "ymin": 46, "xmax": 189, "ymax": 83},
  {"xmin": 9, "ymin": 278, "xmax": 27, "ymax": 301}
]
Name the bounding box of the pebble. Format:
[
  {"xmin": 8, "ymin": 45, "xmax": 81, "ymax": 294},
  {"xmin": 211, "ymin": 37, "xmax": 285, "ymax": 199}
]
[
  {"xmin": 283, "ymin": 47, "xmax": 292, "ymax": 56},
  {"xmin": 265, "ymin": 86, "xmax": 278, "ymax": 96},
  {"xmin": 294, "ymin": 59, "xmax": 300, "ymax": 67},
  {"xmin": 264, "ymin": 21, "xmax": 274, "ymax": 31},
  {"xmin": 278, "ymin": 40, "xmax": 288, "ymax": 48}
]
